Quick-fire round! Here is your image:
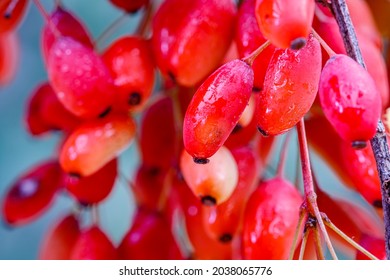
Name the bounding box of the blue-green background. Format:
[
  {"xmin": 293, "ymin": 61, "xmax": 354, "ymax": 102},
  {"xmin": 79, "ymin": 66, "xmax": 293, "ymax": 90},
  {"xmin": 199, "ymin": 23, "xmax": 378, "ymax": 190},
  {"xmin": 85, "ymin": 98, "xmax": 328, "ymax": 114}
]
[{"xmin": 0, "ymin": 0, "xmax": 383, "ymax": 260}]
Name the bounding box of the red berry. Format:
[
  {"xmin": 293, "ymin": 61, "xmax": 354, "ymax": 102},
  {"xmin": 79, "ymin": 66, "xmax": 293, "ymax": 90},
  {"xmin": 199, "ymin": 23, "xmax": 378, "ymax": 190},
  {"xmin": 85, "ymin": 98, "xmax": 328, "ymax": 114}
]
[
  {"xmin": 109, "ymin": 0, "xmax": 149, "ymax": 13},
  {"xmin": 139, "ymin": 96, "xmax": 177, "ymax": 169},
  {"xmin": 242, "ymin": 177, "xmax": 302, "ymax": 259},
  {"xmin": 25, "ymin": 82, "xmax": 81, "ymax": 135},
  {"xmin": 41, "ymin": 5, "xmax": 93, "ymax": 65},
  {"xmin": 0, "ymin": 0, "xmax": 28, "ymax": 34},
  {"xmin": 59, "ymin": 113, "xmax": 136, "ymax": 177},
  {"xmin": 256, "ymin": 33, "xmax": 321, "ymax": 136},
  {"xmin": 71, "ymin": 226, "xmax": 117, "ymax": 260},
  {"xmin": 180, "ymin": 146, "xmax": 238, "ymax": 206},
  {"xmin": 47, "ymin": 37, "xmax": 115, "ymax": 118},
  {"xmin": 64, "ymin": 158, "xmax": 118, "ymax": 205},
  {"xmin": 319, "ymin": 54, "xmax": 381, "ymax": 147},
  {"xmin": 102, "ymin": 36, "xmax": 155, "ymax": 112},
  {"xmin": 152, "ymin": 0, "xmax": 236, "ymax": 86},
  {"xmin": 118, "ymin": 208, "xmax": 184, "ymax": 260},
  {"xmin": 39, "ymin": 213, "xmax": 80, "ymax": 260},
  {"xmin": 1, "ymin": 160, "xmax": 63, "ymax": 226},
  {"xmin": 183, "ymin": 59, "xmax": 254, "ymax": 160},
  {"xmin": 255, "ymin": 0, "xmax": 315, "ymax": 49},
  {"xmin": 0, "ymin": 31, "xmax": 19, "ymax": 86},
  {"xmin": 236, "ymin": 0, "xmax": 276, "ymax": 90},
  {"xmin": 203, "ymin": 146, "xmax": 259, "ymax": 243}
]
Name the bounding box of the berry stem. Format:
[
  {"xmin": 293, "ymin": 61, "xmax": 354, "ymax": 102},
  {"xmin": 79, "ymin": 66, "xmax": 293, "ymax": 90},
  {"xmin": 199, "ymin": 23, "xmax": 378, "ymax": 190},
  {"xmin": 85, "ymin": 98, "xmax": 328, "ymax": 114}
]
[
  {"xmin": 296, "ymin": 119, "xmax": 338, "ymax": 259},
  {"xmin": 330, "ymin": 0, "xmax": 390, "ymax": 260},
  {"xmin": 32, "ymin": 0, "xmax": 61, "ymax": 37},
  {"xmin": 311, "ymin": 28, "xmax": 336, "ymax": 57},
  {"xmin": 288, "ymin": 206, "xmax": 306, "ymax": 260},
  {"xmin": 136, "ymin": 2, "xmax": 154, "ymax": 37},
  {"xmin": 242, "ymin": 40, "xmax": 271, "ymax": 66},
  {"xmin": 91, "ymin": 205, "xmax": 100, "ymax": 226},
  {"xmin": 94, "ymin": 12, "xmax": 128, "ymax": 51},
  {"xmin": 313, "ymin": 227, "xmax": 325, "ymax": 260},
  {"xmin": 298, "ymin": 229, "xmax": 310, "ymax": 260},
  {"xmin": 324, "ymin": 218, "xmax": 379, "ymax": 260}
]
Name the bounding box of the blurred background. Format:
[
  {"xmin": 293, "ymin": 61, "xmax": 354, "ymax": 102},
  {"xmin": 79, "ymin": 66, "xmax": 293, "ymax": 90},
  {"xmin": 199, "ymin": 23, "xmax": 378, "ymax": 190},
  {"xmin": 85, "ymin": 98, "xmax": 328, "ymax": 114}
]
[{"xmin": 0, "ymin": 0, "xmax": 384, "ymax": 260}]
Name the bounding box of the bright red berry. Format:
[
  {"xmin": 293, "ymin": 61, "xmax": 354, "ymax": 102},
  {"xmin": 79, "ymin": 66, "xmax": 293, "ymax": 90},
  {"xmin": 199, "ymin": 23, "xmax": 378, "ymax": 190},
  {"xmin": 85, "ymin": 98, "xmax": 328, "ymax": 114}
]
[{"xmin": 183, "ymin": 59, "xmax": 254, "ymax": 161}]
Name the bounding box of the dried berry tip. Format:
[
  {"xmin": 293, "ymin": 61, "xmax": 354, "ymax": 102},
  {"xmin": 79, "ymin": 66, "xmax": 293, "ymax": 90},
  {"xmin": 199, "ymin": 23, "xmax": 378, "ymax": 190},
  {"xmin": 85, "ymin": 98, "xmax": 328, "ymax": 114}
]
[
  {"xmin": 232, "ymin": 124, "xmax": 243, "ymax": 134},
  {"xmin": 200, "ymin": 195, "xmax": 217, "ymax": 206},
  {"xmin": 252, "ymin": 86, "xmax": 262, "ymax": 93},
  {"xmin": 257, "ymin": 126, "xmax": 269, "ymax": 136},
  {"xmin": 351, "ymin": 140, "xmax": 367, "ymax": 149},
  {"xmin": 290, "ymin": 37, "xmax": 307, "ymax": 50},
  {"xmin": 98, "ymin": 106, "xmax": 112, "ymax": 118},
  {"xmin": 68, "ymin": 172, "xmax": 81, "ymax": 179},
  {"xmin": 193, "ymin": 157, "xmax": 209, "ymax": 164},
  {"xmin": 219, "ymin": 233, "xmax": 233, "ymax": 243},
  {"xmin": 373, "ymin": 200, "xmax": 383, "ymax": 209},
  {"xmin": 128, "ymin": 92, "xmax": 142, "ymax": 106}
]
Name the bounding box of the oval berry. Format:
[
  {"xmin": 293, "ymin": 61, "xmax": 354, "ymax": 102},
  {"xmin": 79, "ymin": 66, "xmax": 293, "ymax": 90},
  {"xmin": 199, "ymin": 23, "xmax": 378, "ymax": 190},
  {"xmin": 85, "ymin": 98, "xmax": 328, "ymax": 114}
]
[
  {"xmin": 59, "ymin": 113, "xmax": 136, "ymax": 177},
  {"xmin": 1, "ymin": 160, "xmax": 63, "ymax": 226},
  {"xmin": 152, "ymin": 0, "xmax": 236, "ymax": 86},
  {"xmin": 255, "ymin": 0, "xmax": 315, "ymax": 49},
  {"xmin": 0, "ymin": 31, "xmax": 19, "ymax": 86},
  {"xmin": 47, "ymin": 37, "xmax": 115, "ymax": 118},
  {"xmin": 183, "ymin": 59, "xmax": 254, "ymax": 161},
  {"xmin": 242, "ymin": 177, "xmax": 302, "ymax": 259},
  {"xmin": 180, "ymin": 146, "xmax": 238, "ymax": 206},
  {"xmin": 256, "ymin": 33, "xmax": 321, "ymax": 136},
  {"xmin": 319, "ymin": 54, "xmax": 381, "ymax": 147},
  {"xmin": 109, "ymin": 0, "xmax": 149, "ymax": 13},
  {"xmin": 42, "ymin": 5, "xmax": 93, "ymax": 64}
]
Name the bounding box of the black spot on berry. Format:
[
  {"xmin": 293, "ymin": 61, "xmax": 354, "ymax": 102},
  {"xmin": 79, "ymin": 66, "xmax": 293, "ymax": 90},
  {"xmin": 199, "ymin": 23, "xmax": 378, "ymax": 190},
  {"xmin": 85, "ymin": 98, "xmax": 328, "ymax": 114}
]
[
  {"xmin": 232, "ymin": 124, "xmax": 243, "ymax": 134},
  {"xmin": 193, "ymin": 157, "xmax": 210, "ymax": 164},
  {"xmin": 98, "ymin": 106, "xmax": 111, "ymax": 118},
  {"xmin": 373, "ymin": 200, "xmax": 383, "ymax": 208},
  {"xmin": 351, "ymin": 140, "xmax": 367, "ymax": 149},
  {"xmin": 290, "ymin": 37, "xmax": 307, "ymax": 50},
  {"xmin": 219, "ymin": 233, "xmax": 233, "ymax": 243},
  {"xmin": 257, "ymin": 126, "xmax": 269, "ymax": 136},
  {"xmin": 201, "ymin": 195, "xmax": 217, "ymax": 206},
  {"xmin": 128, "ymin": 92, "xmax": 142, "ymax": 106}
]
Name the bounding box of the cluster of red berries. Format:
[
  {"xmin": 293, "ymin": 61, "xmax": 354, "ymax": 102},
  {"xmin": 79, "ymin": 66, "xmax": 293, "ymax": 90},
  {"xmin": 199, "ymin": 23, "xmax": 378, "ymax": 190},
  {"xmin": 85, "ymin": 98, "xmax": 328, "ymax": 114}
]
[{"xmin": 1, "ymin": 0, "xmax": 389, "ymax": 260}]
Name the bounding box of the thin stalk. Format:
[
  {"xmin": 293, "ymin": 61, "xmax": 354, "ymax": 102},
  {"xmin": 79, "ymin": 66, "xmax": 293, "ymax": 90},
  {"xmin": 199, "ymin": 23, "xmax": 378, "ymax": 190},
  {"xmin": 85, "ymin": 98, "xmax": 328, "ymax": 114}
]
[
  {"xmin": 299, "ymin": 229, "xmax": 310, "ymax": 260},
  {"xmin": 288, "ymin": 206, "xmax": 306, "ymax": 260},
  {"xmin": 242, "ymin": 40, "xmax": 271, "ymax": 66},
  {"xmin": 325, "ymin": 219, "xmax": 379, "ymax": 260},
  {"xmin": 32, "ymin": 0, "xmax": 60, "ymax": 37},
  {"xmin": 311, "ymin": 28, "xmax": 336, "ymax": 57},
  {"xmin": 296, "ymin": 119, "xmax": 338, "ymax": 259},
  {"xmin": 330, "ymin": 0, "xmax": 390, "ymax": 260},
  {"xmin": 136, "ymin": 2, "xmax": 153, "ymax": 37},
  {"xmin": 91, "ymin": 205, "xmax": 100, "ymax": 226},
  {"xmin": 313, "ymin": 228, "xmax": 325, "ymax": 260}
]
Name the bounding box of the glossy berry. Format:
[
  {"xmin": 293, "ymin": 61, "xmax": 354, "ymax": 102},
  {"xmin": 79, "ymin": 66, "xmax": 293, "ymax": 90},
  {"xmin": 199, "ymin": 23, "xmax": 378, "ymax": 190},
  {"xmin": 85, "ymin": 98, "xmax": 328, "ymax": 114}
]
[
  {"xmin": 203, "ymin": 146, "xmax": 259, "ymax": 243},
  {"xmin": 39, "ymin": 213, "xmax": 80, "ymax": 260},
  {"xmin": 255, "ymin": 0, "xmax": 315, "ymax": 49},
  {"xmin": 102, "ymin": 36, "xmax": 155, "ymax": 112},
  {"xmin": 47, "ymin": 37, "xmax": 115, "ymax": 118},
  {"xmin": 0, "ymin": 0, "xmax": 28, "ymax": 34},
  {"xmin": 319, "ymin": 54, "xmax": 381, "ymax": 147},
  {"xmin": 59, "ymin": 113, "xmax": 136, "ymax": 177},
  {"xmin": 64, "ymin": 158, "xmax": 118, "ymax": 205},
  {"xmin": 152, "ymin": 0, "xmax": 236, "ymax": 86},
  {"xmin": 235, "ymin": 0, "xmax": 276, "ymax": 90},
  {"xmin": 242, "ymin": 177, "xmax": 302, "ymax": 259},
  {"xmin": 118, "ymin": 208, "xmax": 183, "ymax": 260},
  {"xmin": 42, "ymin": 5, "xmax": 93, "ymax": 65},
  {"xmin": 340, "ymin": 141, "xmax": 382, "ymax": 208},
  {"xmin": 26, "ymin": 82, "xmax": 81, "ymax": 135},
  {"xmin": 183, "ymin": 59, "xmax": 254, "ymax": 161},
  {"xmin": 71, "ymin": 226, "xmax": 117, "ymax": 260},
  {"xmin": 180, "ymin": 146, "xmax": 238, "ymax": 206},
  {"xmin": 109, "ymin": 0, "xmax": 149, "ymax": 13},
  {"xmin": 256, "ymin": 33, "xmax": 321, "ymax": 136},
  {"xmin": 1, "ymin": 160, "xmax": 63, "ymax": 225}
]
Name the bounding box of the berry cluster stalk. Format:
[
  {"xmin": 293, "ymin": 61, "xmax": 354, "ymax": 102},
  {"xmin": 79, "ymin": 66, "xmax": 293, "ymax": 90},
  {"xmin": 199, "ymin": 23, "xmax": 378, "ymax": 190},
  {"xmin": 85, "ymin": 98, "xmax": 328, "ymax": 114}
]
[{"xmin": 328, "ymin": 0, "xmax": 390, "ymax": 259}]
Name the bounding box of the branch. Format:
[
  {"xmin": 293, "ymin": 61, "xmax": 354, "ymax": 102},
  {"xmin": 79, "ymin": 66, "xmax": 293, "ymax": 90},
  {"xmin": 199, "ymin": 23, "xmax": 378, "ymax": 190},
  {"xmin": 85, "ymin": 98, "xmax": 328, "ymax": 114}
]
[{"xmin": 330, "ymin": 0, "xmax": 390, "ymax": 259}]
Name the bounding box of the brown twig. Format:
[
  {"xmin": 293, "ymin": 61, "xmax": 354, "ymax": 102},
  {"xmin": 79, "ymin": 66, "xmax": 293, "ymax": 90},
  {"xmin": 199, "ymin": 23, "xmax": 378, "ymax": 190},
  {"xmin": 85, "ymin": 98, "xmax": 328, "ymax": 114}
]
[{"xmin": 329, "ymin": 0, "xmax": 390, "ymax": 260}]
